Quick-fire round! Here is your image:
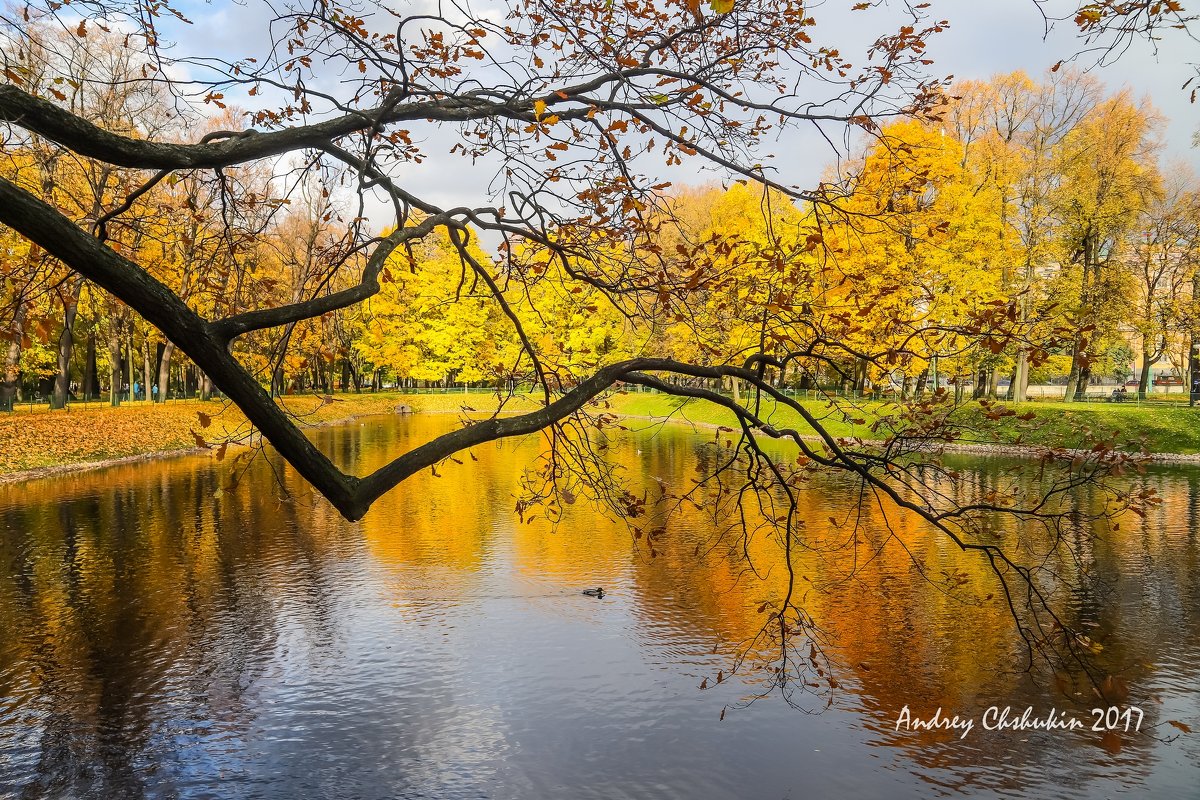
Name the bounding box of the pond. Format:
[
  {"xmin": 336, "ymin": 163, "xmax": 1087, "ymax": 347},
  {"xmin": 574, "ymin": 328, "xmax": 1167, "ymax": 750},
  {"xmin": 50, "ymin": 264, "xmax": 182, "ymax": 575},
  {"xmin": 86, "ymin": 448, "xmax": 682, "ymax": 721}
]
[{"xmin": 0, "ymin": 413, "xmax": 1197, "ymax": 799}]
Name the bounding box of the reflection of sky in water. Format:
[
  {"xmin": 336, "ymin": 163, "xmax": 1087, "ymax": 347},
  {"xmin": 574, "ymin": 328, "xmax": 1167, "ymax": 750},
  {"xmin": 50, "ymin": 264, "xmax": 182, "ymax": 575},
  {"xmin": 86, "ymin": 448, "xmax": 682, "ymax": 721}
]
[{"xmin": 0, "ymin": 414, "xmax": 1195, "ymax": 798}]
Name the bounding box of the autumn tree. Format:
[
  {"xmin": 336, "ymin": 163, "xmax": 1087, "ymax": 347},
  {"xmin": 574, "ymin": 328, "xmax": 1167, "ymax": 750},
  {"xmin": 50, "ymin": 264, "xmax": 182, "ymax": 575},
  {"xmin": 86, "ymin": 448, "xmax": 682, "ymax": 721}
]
[
  {"xmin": 949, "ymin": 69, "xmax": 1104, "ymax": 402},
  {"xmin": 1051, "ymin": 90, "xmax": 1163, "ymax": 399},
  {"xmin": 1125, "ymin": 172, "xmax": 1200, "ymax": 397}
]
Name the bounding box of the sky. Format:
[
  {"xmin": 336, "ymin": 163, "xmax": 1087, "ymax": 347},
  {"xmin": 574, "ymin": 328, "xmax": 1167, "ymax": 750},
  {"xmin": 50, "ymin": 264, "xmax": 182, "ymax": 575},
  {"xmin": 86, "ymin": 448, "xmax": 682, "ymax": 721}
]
[{"xmin": 163, "ymin": 0, "xmax": 1199, "ymax": 219}]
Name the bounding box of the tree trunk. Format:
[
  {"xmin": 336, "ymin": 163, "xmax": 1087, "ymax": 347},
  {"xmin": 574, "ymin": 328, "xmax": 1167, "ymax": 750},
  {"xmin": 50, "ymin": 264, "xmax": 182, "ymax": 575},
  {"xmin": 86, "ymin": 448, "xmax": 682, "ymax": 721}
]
[
  {"xmin": 1064, "ymin": 347, "xmax": 1082, "ymax": 402},
  {"xmin": 200, "ymin": 372, "xmax": 213, "ymax": 401},
  {"xmin": 1012, "ymin": 350, "xmax": 1028, "ymax": 403},
  {"xmin": 51, "ymin": 279, "xmax": 83, "ymax": 409},
  {"xmin": 108, "ymin": 326, "xmax": 123, "ymax": 406},
  {"xmin": 853, "ymin": 358, "xmax": 868, "ymax": 396},
  {"xmin": 1073, "ymin": 364, "xmax": 1091, "ymax": 401},
  {"xmin": 1139, "ymin": 332, "xmax": 1154, "ymax": 400},
  {"xmin": 157, "ymin": 340, "xmax": 175, "ymax": 402},
  {"xmin": 1, "ymin": 305, "xmax": 27, "ymax": 410},
  {"xmin": 971, "ymin": 367, "xmax": 987, "ymax": 400},
  {"xmin": 1191, "ymin": 334, "xmax": 1200, "ymax": 407},
  {"xmin": 81, "ymin": 330, "xmax": 98, "ymax": 401},
  {"xmin": 142, "ymin": 337, "xmax": 153, "ymax": 403},
  {"xmin": 127, "ymin": 333, "xmax": 135, "ymax": 402},
  {"xmin": 0, "ymin": 302, "xmax": 27, "ymax": 412}
]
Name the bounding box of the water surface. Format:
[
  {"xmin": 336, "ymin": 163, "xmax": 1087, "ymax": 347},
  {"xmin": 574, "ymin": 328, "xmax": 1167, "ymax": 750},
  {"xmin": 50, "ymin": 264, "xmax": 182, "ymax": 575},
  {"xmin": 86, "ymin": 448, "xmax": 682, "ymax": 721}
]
[{"xmin": 0, "ymin": 413, "xmax": 1197, "ymax": 799}]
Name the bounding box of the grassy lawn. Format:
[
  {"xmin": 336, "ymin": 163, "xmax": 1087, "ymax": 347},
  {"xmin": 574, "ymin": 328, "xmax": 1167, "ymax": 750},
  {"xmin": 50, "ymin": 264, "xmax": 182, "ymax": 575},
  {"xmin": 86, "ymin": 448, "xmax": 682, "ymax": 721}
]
[
  {"xmin": 951, "ymin": 400, "xmax": 1200, "ymax": 454},
  {"xmin": 604, "ymin": 391, "xmax": 1200, "ymax": 455}
]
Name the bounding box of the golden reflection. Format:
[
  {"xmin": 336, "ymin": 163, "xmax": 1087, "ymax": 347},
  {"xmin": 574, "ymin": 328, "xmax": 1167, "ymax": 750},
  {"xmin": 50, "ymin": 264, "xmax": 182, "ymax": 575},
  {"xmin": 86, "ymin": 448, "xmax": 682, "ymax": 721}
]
[{"xmin": 0, "ymin": 415, "xmax": 1196, "ymax": 794}]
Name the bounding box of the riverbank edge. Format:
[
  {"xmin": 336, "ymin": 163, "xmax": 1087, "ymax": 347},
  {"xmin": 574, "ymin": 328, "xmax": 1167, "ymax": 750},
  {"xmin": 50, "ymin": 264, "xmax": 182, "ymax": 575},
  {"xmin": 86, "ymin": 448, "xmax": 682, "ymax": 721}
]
[{"xmin": 2, "ymin": 404, "xmax": 1198, "ymax": 486}]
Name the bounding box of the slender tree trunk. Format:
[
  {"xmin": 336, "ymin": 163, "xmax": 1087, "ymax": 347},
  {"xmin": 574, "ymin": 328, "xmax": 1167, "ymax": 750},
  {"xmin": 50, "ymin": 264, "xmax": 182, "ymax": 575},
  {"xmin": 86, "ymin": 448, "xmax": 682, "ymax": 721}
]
[
  {"xmin": 1192, "ymin": 271, "xmax": 1200, "ymax": 406},
  {"xmin": 972, "ymin": 367, "xmax": 987, "ymax": 400},
  {"xmin": 108, "ymin": 326, "xmax": 123, "ymax": 406},
  {"xmin": 1191, "ymin": 333, "xmax": 1200, "ymax": 407},
  {"xmin": 1064, "ymin": 352, "xmax": 1081, "ymax": 401},
  {"xmin": 51, "ymin": 278, "xmax": 83, "ymax": 409},
  {"xmin": 127, "ymin": 333, "xmax": 135, "ymax": 402},
  {"xmin": 157, "ymin": 341, "xmax": 175, "ymax": 402},
  {"xmin": 0, "ymin": 302, "xmax": 27, "ymax": 411},
  {"xmin": 1139, "ymin": 333, "xmax": 1154, "ymax": 400},
  {"xmin": 1012, "ymin": 351, "xmax": 1028, "ymax": 403},
  {"xmin": 142, "ymin": 337, "xmax": 153, "ymax": 403},
  {"xmin": 81, "ymin": 330, "xmax": 98, "ymax": 401},
  {"xmin": 853, "ymin": 358, "xmax": 868, "ymax": 396},
  {"xmin": 1, "ymin": 305, "xmax": 27, "ymax": 410},
  {"xmin": 1073, "ymin": 364, "xmax": 1091, "ymax": 401}
]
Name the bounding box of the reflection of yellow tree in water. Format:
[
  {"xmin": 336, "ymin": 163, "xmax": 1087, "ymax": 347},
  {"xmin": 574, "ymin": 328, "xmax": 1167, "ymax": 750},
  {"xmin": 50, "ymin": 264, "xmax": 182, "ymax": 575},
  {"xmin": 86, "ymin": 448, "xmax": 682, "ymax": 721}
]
[
  {"xmin": 502, "ymin": 424, "xmax": 1195, "ymax": 737},
  {"xmin": 2, "ymin": 417, "xmax": 1195, "ymax": 795}
]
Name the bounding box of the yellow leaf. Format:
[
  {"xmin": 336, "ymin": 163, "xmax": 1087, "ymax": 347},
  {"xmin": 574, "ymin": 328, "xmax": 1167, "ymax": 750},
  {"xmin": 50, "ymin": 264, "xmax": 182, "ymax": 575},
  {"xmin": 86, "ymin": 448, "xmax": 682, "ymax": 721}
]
[
  {"xmin": 709, "ymin": 0, "xmax": 734, "ymax": 12},
  {"xmin": 533, "ymin": 99, "xmax": 547, "ymax": 120}
]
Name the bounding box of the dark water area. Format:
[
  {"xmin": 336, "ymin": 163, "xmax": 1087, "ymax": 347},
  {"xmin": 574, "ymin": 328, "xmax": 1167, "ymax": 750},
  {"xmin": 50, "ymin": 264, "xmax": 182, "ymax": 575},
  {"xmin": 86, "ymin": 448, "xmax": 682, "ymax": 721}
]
[{"xmin": 0, "ymin": 414, "xmax": 1197, "ymax": 799}]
